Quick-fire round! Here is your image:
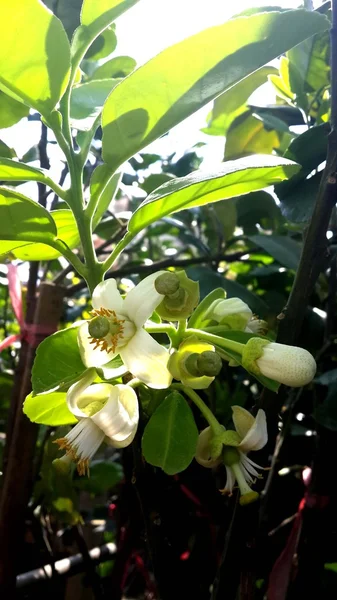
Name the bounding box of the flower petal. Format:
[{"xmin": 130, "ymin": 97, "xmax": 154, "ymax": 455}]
[
  {"xmin": 120, "ymin": 329, "xmax": 172, "ymax": 389},
  {"xmin": 78, "ymin": 321, "xmax": 116, "ymax": 367},
  {"xmin": 238, "ymin": 409, "xmax": 268, "ymax": 453},
  {"xmin": 91, "ymin": 384, "xmax": 139, "ymax": 443},
  {"xmin": 123, "ymin": 271, "xmax": 165, "ymax": 327},
  {"xmin": 195, "ymin": 426, "xmax": 222, "ymax": 469},
  {"xmin": 66, "ymin": 371, "xmax": 97, "ymax": 418},
  {"xmin": 232, "ymin": 405, "xmax": 255, "ymax": 440},
  {"xmin": 92, "ymin": 279, "xmax": 125, "ymax": 314}
]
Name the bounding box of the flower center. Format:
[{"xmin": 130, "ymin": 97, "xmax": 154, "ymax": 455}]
[{"xmin": 88, "ymin": 307, "xmax": 126, "ymax": 354}]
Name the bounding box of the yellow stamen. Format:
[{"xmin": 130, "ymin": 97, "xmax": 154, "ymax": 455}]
[{"xmin": 54, "ymin": 438, "xmax": 90, "ymax": 476}]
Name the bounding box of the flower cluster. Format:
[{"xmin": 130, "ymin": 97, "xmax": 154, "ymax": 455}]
[{"xmin": 53, "ymin": 271, "xmax": 317, "ymax": 478}]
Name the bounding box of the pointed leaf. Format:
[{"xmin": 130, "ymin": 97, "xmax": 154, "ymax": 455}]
[
  {"xmin": 142, "ymin": 391, "xmax": 198, "ymax": 475},
  {"xmin": 92, "ymin": 56, "xmax": 137, "ymax": 79},
  {"xmin": 128, "ymin": 156, "xmax": 300, "ymax": 235},
  {"xmin": 0, "ymin": 188, "xmax": 57, "ymax": 256},
  {"xmin": 24, "ymin": 391, "xmax": 77, "ymax": 426},
  {"xmin": 32, "ymin": 325, "xmax": 87, "ymax": 395},
  {"xmin": 13, "ymin": 210, "xmax": 80, "ymax": 261},
  {"xmin": 0, "ymin": 158, "xmax": 58, "ymax": 187},
  {"xmin": 0, "ymin": 91, "xmax": 29, "ymax": 128},
  {"xmin": 225, "ymin": 111, "xmax": 280, "ymax": 160},
  {"xmin": 248, "ymin": 234, "xmax": 301, "ymax": 270},
  {"xmin": 70, "ymin": 79, "xmax": 122, "ymax": 131},
  {"xmin": 0, "ymin": 0, "xmax": 70, "ymax": 114},
  {"xmin": 102, "ymin": 10, "xmax": 328, "ymax": 170}
]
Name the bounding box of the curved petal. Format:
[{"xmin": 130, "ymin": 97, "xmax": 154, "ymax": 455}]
[
  {"xmin": 238, "ymin": 409, "xmax": 268, "ymax": 453},
  {"xmin": 92, "ymin": 279, "xmax": 125, "ymax": 314},
  {"xmin": 106, "ymin": 423, "xmax": 138, "ymax": 448},
  {"xmin": 232, "ymin": 405, "xmax": 255, "ymax": 440},
  {"xmin": 120, "ymin": 329, "xmax": 172, "ymax": 389},
  {"xmin": 123, "ymin": 271, "xmax": 165, "ymax": 327},
  {"xmin": 66, "ymin": 370, "xmax": 97, "ymax": 418},
  {"xmin": 78, "ymin": 321, "xmax": 116, "ymax": 367},
  {"xmin": 91, "ymin": 385, "xmax": 139, "ymax": 443},
  {"xmin": 195, "ymin": 426, "xmax": 222, "ymax": 469}
]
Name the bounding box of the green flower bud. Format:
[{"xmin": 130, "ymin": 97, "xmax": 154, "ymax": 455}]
[
  {"xmin": 197, "ymin": 351, "xmax": 222, "ymax": 377},
  {"xmin": 164, "ymin": 288, "xmax": 187, "ymax": 309},
  {"xmin": 88, "ymin": 315, "xmax": 110, "ymax": 339},
  {"xmin": 155, "ymin": 272, "xmax": 180, "ymax": 296},
  {"xmin": 184, "ymin": 353, "xmax": 200, "ymax": 377}
]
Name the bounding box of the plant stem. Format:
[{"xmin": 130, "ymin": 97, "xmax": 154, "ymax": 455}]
[
  {"xmin": 172, "ymin": 383, "xmax": 223, "ymax": 434},
  {"xmin": 102, "ymin": 232, "xmax": 135, "ymax": 274},
  {"xmin": 185, "ymin": 328, "xmax": 244, "ymax": 355}
]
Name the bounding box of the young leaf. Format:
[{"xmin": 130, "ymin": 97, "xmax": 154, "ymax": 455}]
[
  {"xmin": 102, "ymin": 10, "xmax": 328, "ymax": 170},
  {"xmin": 71, "ymin": 0, "xmax": 140, "ymax": 68},
  {"xmin": 32, "ymin": 325, "xmax": 87, "ymax": 395},
  {"xmin": 0, "ymin": 188, "xmax": 57, "ymax": 256},
  {"xmin": 0, "ymin": 158, "xmax": 61, "ymax": 190},
  {"xmin": 128, "ymin": 156, "xmax": 300, "ymax": 235},
  {"xmin": 224, "ymin": 111, "xmax": 280, "ymax": 160},
  {"xmin": 24, "ymin": 391, "xmax": 77, "ymax": 426},
  {"xmin": 90, "ymin": 165, "xmax": 122, "ymax": 228},
  {"xmin": 0, "ymin": 91, "xmax": 29, "ymax": 129},
  {"xmin": 0, "ymin": 0, "xmax": 70, "ymax": 115},
  {"xmin": 70, "ymin": 79, "xmax": 122, "ymax": 131},
  {"xmin": 13, "ymin": 210, "xmax": 80, "ymax": 261},
  {"xmin": 92, "ymin": 56, "xmax": 137, "ymax": 80},
  {"xmin": 142, "ymin": 391, "xmax": 198, "ymax": 475}
]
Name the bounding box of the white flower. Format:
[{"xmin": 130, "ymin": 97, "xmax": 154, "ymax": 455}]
[
  {"xmin": 78, "ymin": 272, "xmax": 172, "ymax": 389},
  {"xmin": 205, "ymin": 297, "xmax": 252, "ymax": 330},
  {"xmin": 245, "ymin": 318, "xmax": 268, "ymax": 335},
  {"xmin": 55, "ymin": 373, "xmax": 139, "ymax": 475},
  {"xmin": 195, "ymin": 406, "xmax": 268, "ymax": 505},
  {"xmin": 256, "ymin": 342, "xmax": 316, "ymax": 387}
]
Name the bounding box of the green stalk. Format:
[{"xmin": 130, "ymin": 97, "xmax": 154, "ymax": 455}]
[
  {"xmin": 172, "ymin": 384, "xmax": 223, "ymax": 435},
  {"xmin": 184, "ymin": 328, "xmax": 244, "ymax": 355}
]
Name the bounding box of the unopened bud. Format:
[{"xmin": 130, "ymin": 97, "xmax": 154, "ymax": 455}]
[
  {"xmin": 163, "ymin": 287, "xmax": 187, "ymax": 309},
  {"xmin": 155, "ymin": 272, "xmax": 180, "ymax": 295},
  {"xmin": 88, "ymin": 315, "xmax": 110, "ymax": 339}
]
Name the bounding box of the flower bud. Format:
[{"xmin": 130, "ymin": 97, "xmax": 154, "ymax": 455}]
[
  {"xmin": 196, "ymin": 351, "xmax": 222, "ymax": 377},
  {"xmin": 156, "ymin": 271, "xmax": 199, "ymax": 320},
  {"xmin": 205, "ymin": 297, "xmax": 252, "ymax": 330},
  {"xmin": 256, "ymin": 342, "xmax": 317, "ymax": 387}
]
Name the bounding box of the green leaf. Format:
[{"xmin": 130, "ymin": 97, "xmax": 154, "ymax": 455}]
[
  {"xmin": 23, "ymin": 391, "xmax": 77, "ymax": 425},
  {"xmin": 102, "ymin": 9, "xmax": 328, "ymax": 170},
  {"xmin": 85, "ymin": 26, "xmax": 117, "ymax": 61},
  {"xmin": 247, "ymin": 234, "xmax": 301, "ymax": 270},
  {"xmin": 74, "ymin": 460, "xmax": 123, "ymax": 494},
  {"xmin": 284, "ymin": 123, "xmax": 329, "ymax": 170},
  {"xmin": 276, "ymin": 172, "xmax": 321, "ymax": 224},
  {"xmin": 71, "ymin": 0, "xmax": 140, "ymax": 69},
  {"xmin": 0, "ymin": 140, "xmax": 16, "ymax": 159},
  {"xmin": 225, "ymin": 111, "xmax": 280, "ymax": 160},
  {"xmin": 70, "ymin": 79, "xmax": 122, "ymax": 131},
  {"xmin": 128, "ymin": 156, "xmax": 300, "ymax": 235},
  {"xmin": 0, "ymin": 91, "xmax": 29, "ymax": 129},
  {"xmin": 92, "ymin": 56, "xmax": 137, "ymax": 79},
  {"xmin": 203, "ymin": 66, "xmax": 277, "ymax": 136},
  {"xmin": 236, "ymin": 191, "xmax": 282, "ymax": 235},
  {"xmin": 141, "ymin": 173, "xmax": 176, "ymax": 195},
  {"xmin": 32, "ymin": 325, "xmax": 87, "ymax": 395},
  {"xmin": 0, "ymin": 0, "xmax": 70, "ymax": 115},
  {"xmin": 142, "ymin": 391, "xmax": 198, "ymax": 475},
  {"xmin": 188, "ymin": 288, "xmax": 225, "ymax": 329},
  {"xmin": 186, "ymin": 266, "xmax": 270, "ymax": 318},
  {"xmin": 0, "ymin": 188, "xmax": 57, "ymax": 256},
  {"xmin": 287, "ymin": 29, "xmax": 330, "ymax": 96},
  {"xmin": 0, "ymin": 158, "xmax": 58, "ymax": 187},
  {"xmin": 13, "ymin": 210, "xmax": 80, "ymax": 261}
]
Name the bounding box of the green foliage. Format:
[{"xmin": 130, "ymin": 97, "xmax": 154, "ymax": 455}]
[
  {"xmin": 24, "ymin": 391, "xmax": 77, "ymax": 425},
  {"xmin": 0, "ymin": 0, "xmax": 70, "ymax": 115},
  {"xmin": 32, "ymin": 326, "xmax": 87, "ymax": 395},
  {"xmin": 102, "ymin": 10, "xmax": 328, "ymax": 170},
  {"xmin": 128, "ymin": 156, "xmax": 300, "ymax": 236},
  {"xmin": 74, "ymin": 460, "xmax": 123, "ymax": 494},
  {"xmin": 142, "ymin": 391, "xmax": 199, "ymax": 475}
]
